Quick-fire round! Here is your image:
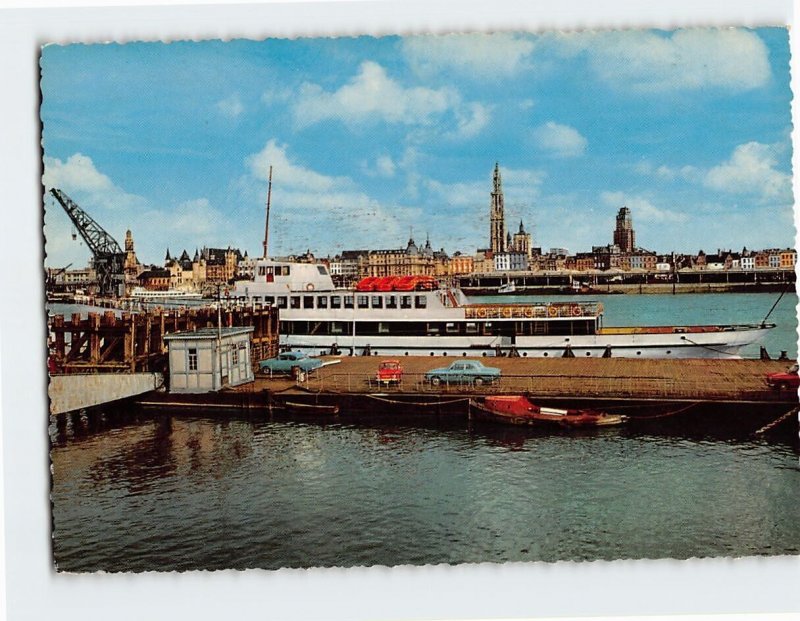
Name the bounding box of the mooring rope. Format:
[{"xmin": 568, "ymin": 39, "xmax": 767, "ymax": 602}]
[
  {"xmin": 678, "ymin": 336, "xmax": 739, "ymax": 357},
  {"xmin": 364, "ymin": 393, "xmax": 472, "ymax": 407},
  {"xmin": 626, "ymin": 401, "xmax": 701, "ymax": 419},
  {"xmin": 754, "ymin": 406, "xmax": 799, "ymax": 436}
]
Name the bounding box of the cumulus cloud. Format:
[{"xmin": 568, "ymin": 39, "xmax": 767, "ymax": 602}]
[
  {"xmin": 247, "ymin": 139, "xmax": 353, "ymax": 192},
  {"xmin": 215, "ymin": 94, "xmax": 244, "ymax": 118},
  {"xmin": 293, "ymin": 61, "xmax": 456, "ymax": 127},
  {"xmin": 555, "ymin": 28, "xmax": 771, "ymax": 93},
  {"xmin": 242, "ymin": 139, "xmax": 411, "ymax": 252},
  {"xmin": 43, "ymin": 153, "xmax": 146, "ymax": 211},
  {"xmin": 532, "ymin": 122, "xmax": 587, "ymax": 158},
  {"xmin": 291, "ymin": 61, "xmax": 491, "ymax": 140},
  {"xmin": 600, "ymin": 191, "xmax": 688, "ymax": 223},
  {"xmin": 704, "ymin": 142, "xmax": 792, "ymax": 201},
  {"xmin": 362, "ymin": 154, "xmax": 397, "ymax": 178},
  {"xmin": 402, "ymin": 33, "xmax": 536, "ymax": 78}
]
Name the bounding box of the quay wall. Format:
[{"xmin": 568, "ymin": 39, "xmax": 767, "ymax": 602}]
[{"xmin": 49, "ymin": 372, "xmax": 163, "ymax": 415}]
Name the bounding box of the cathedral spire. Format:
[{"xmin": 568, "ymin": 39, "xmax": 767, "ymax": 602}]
[{"xmin": 490, "ymin": 163, "xmax": 506, "ymax": 253}]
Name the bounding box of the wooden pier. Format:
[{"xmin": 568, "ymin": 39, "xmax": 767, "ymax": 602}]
[{"xmin": 48, "ymin": 305, "xmax": 279, "ymax": 374}]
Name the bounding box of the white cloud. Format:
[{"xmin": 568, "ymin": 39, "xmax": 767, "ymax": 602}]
[
  {"xmin": 215, "ymin": 94, "xmax": 244, "ymax": 118},
  {"xmin": 43, "ymin": 153, "xmax": 146, "ymax": 211},
  {"xmin": 293, "ymin": 61, "xmax": 456, "ymax": 128},
  {"xmin": 242, "ymin": 139, "xmax": 413, "ymax": 253},
  {"xmin": 704, "ymin": 142, "xmax": 792, "ymax": 201},
  {"xmin": 291, "ymin": 61, "xmax": 491, "ymax": 140},
  {"xmin": 600, "ymin": 191, "xmax": 688, "ymax": 224},
  {"xmin": 532, "ymin": 122, "xmax": 587, "ymax": 158},
  {"xmin": 246, "ymin": 139, "xmax": 353, "ymax": 193},
  {"xmin": 555, "ymin": 28, "xmax": 771, "ymax": 93},
  {"xmin": 402, "ymin": 33, "xmax": 536, "ymax": 78}
]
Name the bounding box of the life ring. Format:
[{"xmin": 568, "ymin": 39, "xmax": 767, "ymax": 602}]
[
  {"xmin": 502, "ymin": 307, "xmax": 512, "ymax": 318},
  {"xmin": 476, "ymin": 307, "xmax": 487, "ymax": 319},
  {"xmin": 571, "ymin": 304, "xmax": 582, "ymax": 317},
  {"xmin": 524, "ymin": 307, "xmax": 534, "ymax": 318},
  {"xmin": 547, "ymin": 306, "xmax": 558, "ymax": 317},
  {"xmin": 305, "ymin": 283, "xmax": 315, "ymax": 291}
]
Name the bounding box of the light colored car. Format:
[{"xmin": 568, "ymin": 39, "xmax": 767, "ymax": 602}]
[
  {"xmin": 259, "ymin": 351, "xmax": 323, "ymax": 375},
  {"xmin": 425, "ymin": 360, "xmax": 501, "ymax": 386}
]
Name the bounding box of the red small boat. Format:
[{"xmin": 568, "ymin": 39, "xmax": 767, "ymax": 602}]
[{"xmin": 474, "ymin": 395, "xmax": 627, "ymax": 428}]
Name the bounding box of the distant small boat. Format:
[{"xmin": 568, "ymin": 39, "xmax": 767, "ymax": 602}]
[
  {"xmin": 498, "ymin": 280, "xmax": 517, "ymax": 294},
  {"xmin": 473, "ymin": 395, "xmax": 626, "ymax": 428},
  {"xmin": 283, "ymin": 401, "xmax": 340, "ymax": 416}
]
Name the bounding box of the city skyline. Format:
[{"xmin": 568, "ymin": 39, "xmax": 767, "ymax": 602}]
[{"xmin": 41, "ymin": 29, "xmax": 794, "ymax": 268}]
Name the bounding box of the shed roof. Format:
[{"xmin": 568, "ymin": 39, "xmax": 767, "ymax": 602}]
[{"xmin": 164, "ymin": 326, "xmax": 254, "ymax": 341}]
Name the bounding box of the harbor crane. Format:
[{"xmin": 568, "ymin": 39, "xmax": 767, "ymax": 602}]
[{"xmin": 49, "ymin": 187, "xmax": 126, "ymax": 297}]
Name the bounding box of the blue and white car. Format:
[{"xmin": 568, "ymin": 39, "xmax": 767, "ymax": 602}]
[
  {"xmin": 425, "ymin": 360, "xmax": 501, "ymax": 386},
  {"xmin": 259, "ymin": 351, "xmax": 323, "ymax": 375}
]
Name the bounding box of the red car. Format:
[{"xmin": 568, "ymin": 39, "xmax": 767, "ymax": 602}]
[
  {"xmin": 766, "ymin": 364, "xmax": 800, "ymax": 390},
  {"xmin": 376, "ymin": 360, "xmax": 403, "ymax": 386}
]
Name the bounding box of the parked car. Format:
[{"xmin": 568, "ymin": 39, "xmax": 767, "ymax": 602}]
[
  {"xmin": 376, "ymin": 360, "xmax": 403, "ymax": 386},
  {"xmin": 425, "ymin": 360, "xmax": 501, "ymax": 386},
  {"xmin": 766, "ymin": 364, "xmax": 800, "ymax": 390},
  {"xmin": 259, "ymin": 351, "xmax": 323, "ymax": 375}
]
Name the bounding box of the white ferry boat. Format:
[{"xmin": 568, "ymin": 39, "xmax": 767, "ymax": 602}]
[
  {"xmin": 230, "ymin": 259, "xmax": 774, "ymax": 359},
  {"xmin": 130, "ymin": 287, "xmax": 203, "ymax": 300}
]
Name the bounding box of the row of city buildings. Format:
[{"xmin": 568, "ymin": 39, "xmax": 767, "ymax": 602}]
[{"xmin": 48, "ymin": 163, "xmax": 797, "ymax": 294}]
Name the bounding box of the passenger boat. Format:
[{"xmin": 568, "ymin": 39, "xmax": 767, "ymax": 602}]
[
  {"xmin": 474, "ymin": 395, "xmax": 627, "ymax": 427},
  {"xmin": 229, "ymin": 258, "xmax": 774, "ymax": 359}
]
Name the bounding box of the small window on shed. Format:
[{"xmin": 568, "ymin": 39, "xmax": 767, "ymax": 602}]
[{"xmin": 188, "ymin": 348, "xmax": 198, "ymax": 371}]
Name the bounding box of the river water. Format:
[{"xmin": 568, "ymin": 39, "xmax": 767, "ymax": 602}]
[{"xmin": 49, "ymin": 293, "xmax": 800, "ymax": 572}]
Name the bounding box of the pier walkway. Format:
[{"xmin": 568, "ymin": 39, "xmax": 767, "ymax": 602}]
[{"xmin": 233, "ymin": 356, "xmax": 798, "ymax": 405}]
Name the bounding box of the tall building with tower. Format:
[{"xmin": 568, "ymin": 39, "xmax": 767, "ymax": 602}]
[
  {"xmin": 489, "ymin": 163, "xmax": 506, "ymax": 254},
  {"xmin": 613, "ymin": 206, "xmax": 635, "ymax": 253}
]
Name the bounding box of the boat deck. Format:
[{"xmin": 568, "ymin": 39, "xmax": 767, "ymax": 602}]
[{"xmin": 233, "ymin": 356, "xmax": 798, "ymax": 404}]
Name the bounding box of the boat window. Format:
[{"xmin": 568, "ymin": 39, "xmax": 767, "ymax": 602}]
[
  {"xmin": 258, "ymin": 266, "xmax": 267, "ymax": 276},
  {"xmin": 331, "ymin": 296, "xmax": 341, "ymax": 309},
  {"xmin": 303, "ymin": 296, "xmax": 314, "ymax": 309},
  {"xmin": 371, "ymin": 296, "xmax": 383, "ymax": 309},
  {"xmin": 266, "ymin": 266, "xmax": 274, "ymax": 275},
  {"xmin": 317, "ymin": 266, "xmax": 328, "ymax": 275},
  {"xmin": 357, "ymin": 295, "xmax": 369, "ymax": 309},
  {"xmin": 265, "ymin": 296, "xmax": 275, "ymax": 306},
  {"xmin": 386, "ymin": 295, "xmax": 397, "ymax": 309},
  {"xmin": 400, "ymin": 296, "xmax": 412, "ymax": 309},
  {"xmin": 427, "ymin": 323, "xmax": 440, "ymax": 335},
  {"xmin": 415, "ymin": 295, "xmax": 427, "ymax": 309},
  {"xmin": 317, "ymin": 296, "xmax": 328, "ymax": 309},
  {"xmin": 379, "ymin": 322, "xmax": 390, "ymax": 334},
  {"xmin": 445, "ymin": 322, "xmax": 459, "ymax": 334},
  {"xmin": 465, "ymin": 322, "xmax": 478, "ymax": 334},
  {"xmin": 344, "ymin": 296, "xmax": 354, "ymax": 309},
  {"xmin": 290, "ymin": 296, "xmax": 301, "ymax": 309},
  {"xmin": 277, "ymin": 296, "xmax": 287, "ymax": 309}
]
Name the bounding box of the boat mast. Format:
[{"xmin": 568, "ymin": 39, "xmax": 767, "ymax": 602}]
[{"xmin": 262, "ymin": 165, "xmax": 273, "ymax": 259}]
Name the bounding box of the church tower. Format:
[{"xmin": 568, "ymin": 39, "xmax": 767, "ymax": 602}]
[
  {"xmin": 490, "ymin": 163, "xmax": 506, "ymax": 253},
  {"xmin": 613, "ymin": 206, "xmax": 635, "ymax": 253}
]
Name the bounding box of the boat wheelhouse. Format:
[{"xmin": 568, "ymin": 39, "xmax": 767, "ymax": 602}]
[{"xmin": 229, "ymin": 258, "xmax": 774, "ymax": 359}]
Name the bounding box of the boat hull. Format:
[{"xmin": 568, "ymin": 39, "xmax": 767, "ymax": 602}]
[{"xmin": 474, "ymin": 395, "xmax": 627, "ymax": 427}]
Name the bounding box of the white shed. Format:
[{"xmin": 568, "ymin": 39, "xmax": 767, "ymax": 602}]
[{"xmin": 164, "ymin": 326, "xmax": 254, "ymax": 393}]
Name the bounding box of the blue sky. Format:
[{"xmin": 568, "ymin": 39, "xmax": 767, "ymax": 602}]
[{"xmin": 40, "ymin": 28, "xmax": 793, "ymax": 268}]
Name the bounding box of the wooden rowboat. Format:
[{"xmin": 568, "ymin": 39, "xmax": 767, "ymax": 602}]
[
  {"xmin": 473, "ymin": 395, "xmax": 626, "ymax": 428},
  {"xmin": 283, "ymin": 401, "xmax": 340, "ymax": 416}
]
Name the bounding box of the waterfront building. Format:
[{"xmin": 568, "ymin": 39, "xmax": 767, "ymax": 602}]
[
  {"xmin": 493, "ymin": 251, "xmax": 528, "ymax": 272},
  {"xmin": 489, "ymin": 163, "xmax": 506, "ymax": 254},
  {"xmin": 448, "ymin": 253, "xmax": 475, "ymax": 276},
  {"xmin": 779, "ymin": 248, "xmax": 797, "ymax": 269},
  {"xmin": 137, "ymin": 268, "xmax": 171, "ymax": 291},
  {"xmin": 740, "ymin": 255, "xmax": 756, "ymax": 271},
  {"xmin": 164, "ymin": 326, "xmax": 254, "ymax": 393},
  {"xmin": 202, "ymin": 247, "xmax": 242, "ymax": 283},
  {"xmin": 237, "ymin": 252, "xmax": 256, "ymax": 280},
  {"xmin": 613, "ymin": 206, "xmax": 635, "ymax": 253},
  {"xmin": 359, "ymin": 237, "xmax": 447, "ymax": 278},
  {"xmin": 122, "ymin": 230, "xmax": 142, "ymax": 293}
]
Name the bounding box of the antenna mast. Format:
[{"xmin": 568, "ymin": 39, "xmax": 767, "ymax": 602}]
[{"xmin": 262, "ymin": 165, "xmax": 273, "ymax": 258}]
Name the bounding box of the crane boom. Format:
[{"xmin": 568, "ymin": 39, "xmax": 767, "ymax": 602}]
[{"xmin": 49, "ymin": 187, "xmax": 126, "ymax": 296}]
